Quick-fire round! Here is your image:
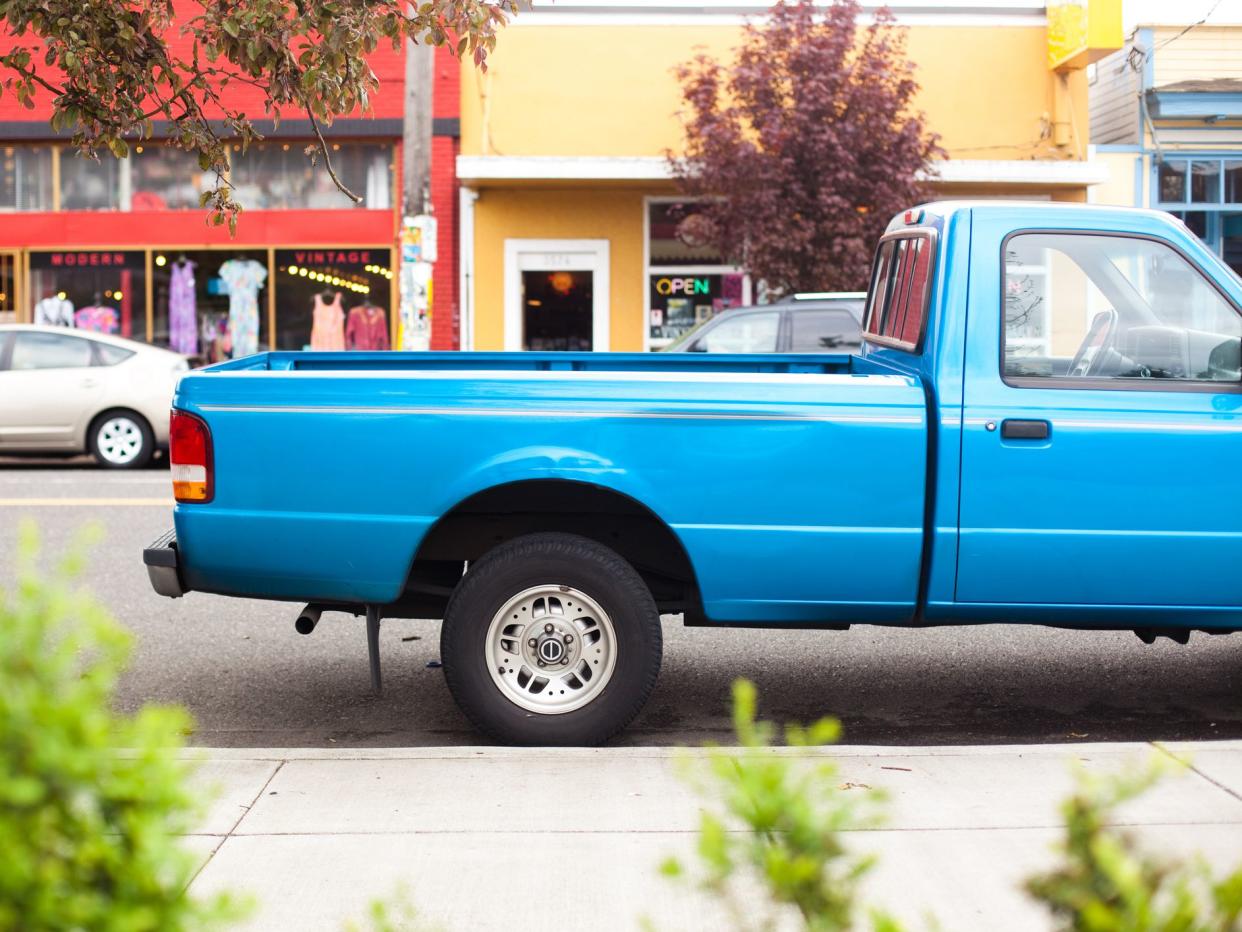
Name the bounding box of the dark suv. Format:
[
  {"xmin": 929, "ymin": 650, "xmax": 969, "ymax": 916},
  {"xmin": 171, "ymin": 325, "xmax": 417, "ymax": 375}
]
[{"xmin": 660, "ymin": 292, "xmax": 865, "ymax": 354}]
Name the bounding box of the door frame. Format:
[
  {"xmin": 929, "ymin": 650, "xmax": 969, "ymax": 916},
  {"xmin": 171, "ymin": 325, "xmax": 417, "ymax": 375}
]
[{"xmin": 503, "ymin": 238, "xmax": 610, "ymax": 351}]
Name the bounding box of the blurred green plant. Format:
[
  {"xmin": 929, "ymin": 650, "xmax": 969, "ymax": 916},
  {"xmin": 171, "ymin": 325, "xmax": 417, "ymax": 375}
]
[
  {"xmin": 345, "ymin": 885, "xmax": 440, "ymax": 932},
  {"xmin": 1027, "ymin": 757, "xmax": 1242, "ymax": 931},
  {"xmin": 0, "ymin": 521, "xmax": 244, "ymax": 931},
  {"xmin": 659, "ymin": 678, "xmax": 903, "ymax": 932}
]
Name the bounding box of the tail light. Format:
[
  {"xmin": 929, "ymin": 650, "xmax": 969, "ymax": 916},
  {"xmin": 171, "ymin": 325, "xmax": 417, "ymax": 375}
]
[{"xmin": 170, "ymin": 411, "xmax": 213, "ymax": 503}]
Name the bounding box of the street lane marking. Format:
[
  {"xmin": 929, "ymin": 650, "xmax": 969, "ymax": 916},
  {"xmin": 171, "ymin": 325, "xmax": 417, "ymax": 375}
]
[{"xmin": 0, "ymin": 498, "xmax": 173, "ymax": 506}]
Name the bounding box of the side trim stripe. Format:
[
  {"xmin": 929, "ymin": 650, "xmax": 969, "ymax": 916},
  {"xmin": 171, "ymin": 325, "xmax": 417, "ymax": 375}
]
[{"xmin": 197, "ymin": 404, "xmax": 925, "ymax": 425}]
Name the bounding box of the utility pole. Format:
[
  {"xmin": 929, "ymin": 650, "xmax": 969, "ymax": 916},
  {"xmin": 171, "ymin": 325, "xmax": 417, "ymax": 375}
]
[
  {"xmin": 402, "ymin": 40, "xmax": 434, "ymax": 216},
  {"xmin": 399, "ymin": 39, "xmax": 435, "ymax": 349}
]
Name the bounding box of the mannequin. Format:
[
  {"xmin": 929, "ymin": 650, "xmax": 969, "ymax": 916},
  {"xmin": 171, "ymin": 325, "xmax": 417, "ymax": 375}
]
[{"xmin": 34, "ymin": 289, "xmax": 74, "ymax": 327}]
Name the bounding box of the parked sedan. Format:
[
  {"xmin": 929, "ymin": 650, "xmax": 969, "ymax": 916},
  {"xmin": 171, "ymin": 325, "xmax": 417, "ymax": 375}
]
[
  {"xmin": 661, "ymin": 292, "xmax": 866, "ymax": 354},
  {"xmin": 0, "ymin": 324, "xmax": 188, "ymax": 468}
]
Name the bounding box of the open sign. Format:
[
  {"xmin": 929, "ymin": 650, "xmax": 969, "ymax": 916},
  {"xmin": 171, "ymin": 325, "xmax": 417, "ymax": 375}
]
[{"xmin": 654, "ymin": 276, "xmax": 711, "ymax": 296}]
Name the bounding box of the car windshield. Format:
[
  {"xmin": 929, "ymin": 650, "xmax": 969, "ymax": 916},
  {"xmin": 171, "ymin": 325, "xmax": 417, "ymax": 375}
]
[{"xmin": 659, "ymin": 315, "xmax": 717, "ymax": 351}]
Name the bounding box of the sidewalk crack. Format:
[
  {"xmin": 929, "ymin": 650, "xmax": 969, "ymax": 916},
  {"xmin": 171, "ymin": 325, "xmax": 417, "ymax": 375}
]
[
  {"xmin": 187, "ymin": 758, "xmax": 288, "ymax": 888},
  {"xmin": 1151, "ymin": 741, "xmax": 1242, "ymax": 805}
]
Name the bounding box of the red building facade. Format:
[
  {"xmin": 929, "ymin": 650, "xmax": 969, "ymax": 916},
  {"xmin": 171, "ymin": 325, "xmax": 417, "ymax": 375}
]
[{"xmin": 0, "ymin": 31, "xmax": 462, "ymax": 352}]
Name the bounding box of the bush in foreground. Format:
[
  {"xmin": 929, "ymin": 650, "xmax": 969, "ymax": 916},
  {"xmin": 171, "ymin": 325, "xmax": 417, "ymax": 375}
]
[
  {"xmin": 1027, "ymin": 759, "xmax": 1242, "ymax": 931},
  {"xmin": 659, "ymin": 678, "xmax": 901, "ymax": 932},
  {"xmin": 0, "ymin": 523, "xmax": 242, "ymax": 931}
]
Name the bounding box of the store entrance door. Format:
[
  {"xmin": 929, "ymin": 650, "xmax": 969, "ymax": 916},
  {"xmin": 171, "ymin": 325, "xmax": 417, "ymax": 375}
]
[{"xmin": 504, "ymin": 240, "xmax": 609, "ymax": 351}]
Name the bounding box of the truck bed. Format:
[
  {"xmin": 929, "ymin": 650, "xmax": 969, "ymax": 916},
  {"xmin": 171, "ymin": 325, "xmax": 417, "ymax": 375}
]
[{"xmin": 172, "ymin": 350, "xmax": 928, "ymax": 624}]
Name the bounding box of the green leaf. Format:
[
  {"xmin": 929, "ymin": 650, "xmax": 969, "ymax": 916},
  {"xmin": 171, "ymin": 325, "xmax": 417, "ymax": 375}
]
[{"xmin": 222, "ymin": 18, "xmax": 239, "ymax": 38}]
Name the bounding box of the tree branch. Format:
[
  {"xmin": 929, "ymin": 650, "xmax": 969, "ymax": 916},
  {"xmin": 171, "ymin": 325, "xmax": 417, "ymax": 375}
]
[{"xmin": 305, "ymin": 106, "xmax": 363, "ymax": 204}]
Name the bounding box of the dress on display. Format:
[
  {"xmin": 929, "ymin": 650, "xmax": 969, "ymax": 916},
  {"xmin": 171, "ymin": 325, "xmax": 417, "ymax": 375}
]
[
  {"xmin": 218, "ymin": 258, "xmax": 267, "ymax": 358},
  {"xmin": 311, "ymin": 292, "xmax": 346, "ymax": 350},
  {"xmin": 34, "ymin": 296, "xmax": 74, "ymax": 327},
  {"xmin": 74, "ymin": 305, "xmax": 120, "ymax": 334},
  {"xmin": 168, "ymin": 259, "xmax": 198, "ymax": 355},
  {"xmin": 345, "ymin": 304, "xmax": 390, "ymax": 350}
]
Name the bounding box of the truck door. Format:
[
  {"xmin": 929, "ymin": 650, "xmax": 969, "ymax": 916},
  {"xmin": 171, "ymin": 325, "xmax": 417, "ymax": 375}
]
[{"xmin": 958, "ymin": 226, "xmax": 1242, "ymax": 609}]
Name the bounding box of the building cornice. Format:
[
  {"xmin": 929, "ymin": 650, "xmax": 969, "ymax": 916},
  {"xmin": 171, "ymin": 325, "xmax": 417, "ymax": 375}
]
[{"xmin": 456, "ymin": 155, "xmax": 1109, "ymax": 187}]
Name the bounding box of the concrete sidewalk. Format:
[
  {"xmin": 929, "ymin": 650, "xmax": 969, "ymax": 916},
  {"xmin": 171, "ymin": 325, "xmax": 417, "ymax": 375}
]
[{"xmin": 183, "ymin": 742, "xmax": 1242, "ymax": 931}]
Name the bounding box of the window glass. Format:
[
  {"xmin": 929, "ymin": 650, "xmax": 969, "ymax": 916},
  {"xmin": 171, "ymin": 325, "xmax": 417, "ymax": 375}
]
[
  {"xmin": 274, "ymin": 248, "xmax": 394, "ymax": 351},
  {"xmin": 10, "ymin": 331, "xmax": 94, "ymax": 369},
  {"xmin": 1159, "ymin": 160, "xmax": 1187, "ymax": 204},
  {"xmin": 697, "ymin": 312, "xmax": 780, "ymax": 353},
  {"xmin": 1191, "ymin": 160, "xmax": 1221, "ymax": 204},
  {"xmin": 647, "ymin": 202, "xmax": 725, "ymax": 266},
  {"xmin": 1225, "ymin": 161, "xmax": 1242, "ymax": 204},
  {"xmin": 229, "ymin": 142, "xmax": 393, "ymax": 210},
  {"xmin": 789, "ymin": 309, "xmax": 861, "ymax": 352},
  {"xmin": 60, "ymin": 152, "xmax": 121, "ymax": 210},
  {"xmin": 1003, "ymin": 233, "xmax": 1242, "ymax": 383},
  {"xmin": 28, "ymin": 251, "xmax": 146, "ymax": 339},
  {"xmin": 863, "ymin": 235, "xmax": 933, "ymax": 348},
  {"xmin": 150, "ymin": 250, "xmax": 267, "ymax": 362},
  {"xmin": 131, "ymin": 145, "xmax": 211, "ymax": 210},
  {"xmin": 96, "ymin": 343, "xmax": 135, "ymax": 365},
  {"xmin": 0, "ymin": 145, "xmax": 53, "ymax": 210}
]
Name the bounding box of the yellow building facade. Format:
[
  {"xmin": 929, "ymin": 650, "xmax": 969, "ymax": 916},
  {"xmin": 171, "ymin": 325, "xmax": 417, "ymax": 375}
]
[{"xmin": 458, "ymin": 1, "xmax": 1111, "ymax": 352}]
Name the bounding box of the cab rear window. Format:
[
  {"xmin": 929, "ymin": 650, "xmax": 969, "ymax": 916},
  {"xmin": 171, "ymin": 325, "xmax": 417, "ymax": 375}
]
[{"xmin": 863, "ymin": 234, "xmax": 935, "ymax": 351}]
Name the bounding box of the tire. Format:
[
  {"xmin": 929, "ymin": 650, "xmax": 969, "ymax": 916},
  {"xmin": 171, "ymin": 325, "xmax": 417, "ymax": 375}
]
[
  {"xmin": 88, "ymin": 410, "xmax": 154, "ymax": 469},
  {"xmin": 441, "ymin": 532, "xmax": 663, "ymax": 746}
]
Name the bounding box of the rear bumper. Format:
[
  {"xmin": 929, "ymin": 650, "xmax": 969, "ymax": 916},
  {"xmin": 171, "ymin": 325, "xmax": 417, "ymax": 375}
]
[{"xmin": 144, "ymin": 528, "xmax": 188, "ymax": 598}]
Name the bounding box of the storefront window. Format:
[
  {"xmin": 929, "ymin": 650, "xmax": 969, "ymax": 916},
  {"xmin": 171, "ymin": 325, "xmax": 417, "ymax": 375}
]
[
  {"xmin": 1159, "ymin": 160, "xmax": 1186, "ymax": 203},
  {"xmin": 60, "ymin": 152, "xmax": 122, "ymax": 210},
  {"xmin": 150, "ymin": 250, "xmax": 270, "ymax": 362},
  {"xmin": 131, "ymin": 145, "xmax": 211, "ymax": 210},
  {"xmin": 647, "ymin": 272, "xmax": 746, "ymax": 345},
  {"xmin": 273, "ymin": 248, "xmax": 393, "ymax": 350},
  {"xmin": 647, "ymin": 202, "xmax": 724, "ymax": 266},
  {"xmin": 1226, "ymin": 161, "xmax": 1242, "ymax": 204},
  {"xmin": 28, "ymin": 251, "xmax": 145, "ymax": 338},
  {"xmin": 231, "ymin": 142, "xmax": 393, "ymax": 210},
  {"xmin": 1191, "ymin": 160, "xmax": 1221, "ymax": 204},
  {"xmin": 645, "ymin": 200, "xmax": 749, "ymax": 349},
  {"xmin": 0, "ymin": 145, "xmax": 52, "ymax": 210}
]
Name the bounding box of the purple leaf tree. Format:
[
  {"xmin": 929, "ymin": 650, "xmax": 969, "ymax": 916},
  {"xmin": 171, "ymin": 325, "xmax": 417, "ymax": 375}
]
[{"xmin": 670, "ymin": 0, "xmax": 943, "ymax": 295}]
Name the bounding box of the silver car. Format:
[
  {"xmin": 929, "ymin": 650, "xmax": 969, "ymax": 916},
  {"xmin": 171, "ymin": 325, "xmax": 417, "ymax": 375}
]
[{"xmin": 0, "ymin": 324, "xmax": 188, "ymax": 468}]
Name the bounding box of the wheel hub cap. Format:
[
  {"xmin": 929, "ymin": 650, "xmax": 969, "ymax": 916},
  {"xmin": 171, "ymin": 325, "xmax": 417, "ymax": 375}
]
[
  {"xmin": 98, "ymin": 417, "xmax": 142, "ymax": 464},
  {"xmin": 485, "ymin": 585, "xmax": 618, "ymax": 715}
]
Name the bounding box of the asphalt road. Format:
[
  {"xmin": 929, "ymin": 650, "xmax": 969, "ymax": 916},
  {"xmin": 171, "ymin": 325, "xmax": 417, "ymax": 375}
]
[{"xmin": 1, "ymin": 463, "xmax": 1240, "ymax": 748}]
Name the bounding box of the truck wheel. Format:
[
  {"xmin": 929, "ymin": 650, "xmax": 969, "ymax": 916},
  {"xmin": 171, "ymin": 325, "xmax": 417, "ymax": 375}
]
[{"xmin": 441, "ymin": 533, "xmax": 663, "ymax": 746}]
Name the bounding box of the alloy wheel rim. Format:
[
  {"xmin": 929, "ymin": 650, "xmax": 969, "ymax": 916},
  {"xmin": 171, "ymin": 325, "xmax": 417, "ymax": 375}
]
[
  {"xmin": 97, "ymin": 417, "xmax": 143, "ymax": 464},
  {"xmin": 484, "ymin": 584, "xmax": 618, "ymax": 715}
]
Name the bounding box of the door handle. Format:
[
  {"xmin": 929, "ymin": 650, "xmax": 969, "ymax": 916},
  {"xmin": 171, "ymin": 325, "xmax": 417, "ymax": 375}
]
[{"xmin": 1000, "ymin": 418, "xmax": 1050, "ymax": 440}]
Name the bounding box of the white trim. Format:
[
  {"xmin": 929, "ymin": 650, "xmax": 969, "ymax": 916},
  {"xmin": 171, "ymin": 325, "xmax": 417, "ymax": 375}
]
[
  {"xmin": 458, "ymin": 155, "xmax": 672, "ymax": 182},
  {"xmin": 459, "ymin": 155, "xmax": 1109, "ymax": 187},
  {"xmin": 922, "ymin": 159, "xmax": 1110, "ymax": 186},
  {"xmin": 512, "ymin": 0, "xmax": 1045, "ymax": 26},
  {"xmin": 512, "ymin": 11, "xmax": 1046, "ymax": 26},
  {"xmin": 503, "ymin": 239, "xmax": 611, "ymax": 351},
  {"xmin": 458, "ymin": 187, "xmax": 478, "ymax": 351}
]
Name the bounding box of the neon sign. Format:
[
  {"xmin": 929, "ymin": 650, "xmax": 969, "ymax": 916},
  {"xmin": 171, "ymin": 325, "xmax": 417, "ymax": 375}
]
[{"xmin": 654, "ymin": 276, "xmax": 711, "ymax": 296}]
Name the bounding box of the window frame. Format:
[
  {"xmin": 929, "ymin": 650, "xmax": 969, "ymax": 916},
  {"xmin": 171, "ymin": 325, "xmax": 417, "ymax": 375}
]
[
  {"xmin": 999, "ymin": 228, "xmax": 1242, "ymax": 394},
  {"xmin": 862, "ymin": 230, "xmax": 937, "ymax": 353}
]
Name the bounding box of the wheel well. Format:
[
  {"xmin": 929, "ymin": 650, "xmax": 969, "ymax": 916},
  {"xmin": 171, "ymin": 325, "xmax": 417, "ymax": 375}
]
[{"xmin": 396, "ymin": 480, "xmax": 702, "ymax": 618}]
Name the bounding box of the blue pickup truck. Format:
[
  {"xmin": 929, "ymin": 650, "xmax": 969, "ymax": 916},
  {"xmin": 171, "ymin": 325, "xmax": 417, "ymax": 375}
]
[{"xmin": 145, "ymin": 202, "xmax": 1242, "ymax": 744}]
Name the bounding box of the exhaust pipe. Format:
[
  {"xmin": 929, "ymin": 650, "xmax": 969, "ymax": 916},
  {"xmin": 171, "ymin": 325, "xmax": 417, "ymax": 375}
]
[{"xmin": 295, "ymin": 603, "xmax": 327, "ymax": 635}]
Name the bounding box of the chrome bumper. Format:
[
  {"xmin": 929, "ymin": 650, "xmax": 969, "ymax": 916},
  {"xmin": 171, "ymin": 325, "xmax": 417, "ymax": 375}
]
[{"xmin": 143, "ymin": 528, "xmax": 187, "ymax": 598}]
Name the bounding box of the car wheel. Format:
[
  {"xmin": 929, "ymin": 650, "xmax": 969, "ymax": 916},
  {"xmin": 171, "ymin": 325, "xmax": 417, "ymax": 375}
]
[
  {"xmin": 88, "ymin": 410, "xmax": 154, "ymax": 469},
  {"xmin": 441, "ymin": 532, "xmax": 663, "ymax": 746}
]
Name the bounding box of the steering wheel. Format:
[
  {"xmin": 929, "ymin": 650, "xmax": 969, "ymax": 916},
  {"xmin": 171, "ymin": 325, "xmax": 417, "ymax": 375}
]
[{"xmin": 1067, "ymin": 309, "xmax": 1118, "ymax": 378}]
